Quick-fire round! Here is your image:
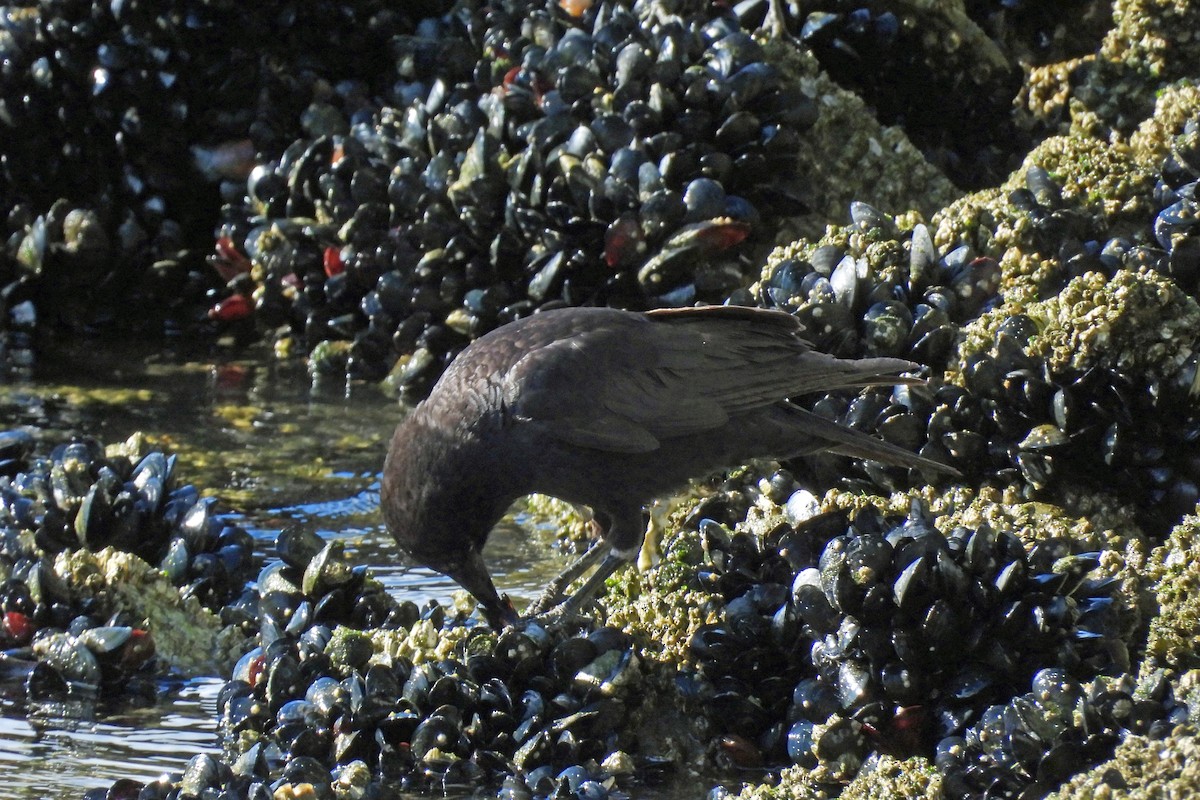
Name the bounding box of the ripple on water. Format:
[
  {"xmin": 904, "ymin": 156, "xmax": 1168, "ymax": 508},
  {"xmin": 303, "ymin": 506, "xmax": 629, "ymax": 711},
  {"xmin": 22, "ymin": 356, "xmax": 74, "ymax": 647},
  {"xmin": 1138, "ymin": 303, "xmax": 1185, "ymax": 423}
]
[{"xmin": 0, "ymin": 677, "xmax": 223, "ymax": 800}]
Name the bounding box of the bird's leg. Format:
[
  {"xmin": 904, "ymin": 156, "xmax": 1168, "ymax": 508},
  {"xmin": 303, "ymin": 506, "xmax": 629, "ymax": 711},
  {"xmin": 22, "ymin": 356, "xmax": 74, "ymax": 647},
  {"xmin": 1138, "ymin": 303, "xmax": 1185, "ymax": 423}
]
[
  {"xmin": 536, "ymin": 508, "xmax": 643, "ymax": 624},
  {"xmin": 547, "ymin": 547, "xmax": 634, "ymax": 623},
  {"xmin": 527, "ymin": 539, "xmax": 611, "ymax": 616},
  {"xmin": 445, "ymin": 548, "xmax": 519, "ymax": 630},
  {"xmin": 526, "ymin": 511, "xmax": 611, "ymax": 615}
]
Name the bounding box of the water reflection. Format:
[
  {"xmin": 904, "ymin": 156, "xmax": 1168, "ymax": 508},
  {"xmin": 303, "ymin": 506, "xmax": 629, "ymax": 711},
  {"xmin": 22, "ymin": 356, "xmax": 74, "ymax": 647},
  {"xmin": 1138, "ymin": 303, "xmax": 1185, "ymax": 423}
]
[{"xmin": 0, "ymin": 677, "xmax": 223, "ymax": 799}]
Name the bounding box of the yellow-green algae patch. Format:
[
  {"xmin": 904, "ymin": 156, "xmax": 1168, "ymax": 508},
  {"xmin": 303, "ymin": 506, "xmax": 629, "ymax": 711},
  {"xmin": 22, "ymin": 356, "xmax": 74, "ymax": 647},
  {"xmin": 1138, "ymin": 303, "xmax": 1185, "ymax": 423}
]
[
  {"xmin": 840, "ymin": 756, "xmax": 942, "ymax": 800},
  {"xmin": 1019, "ymin": 56, "xmax": 1095, "ymax": 134},
  {"xmin": 53, "ymin": 548, "xmax": 246, "ymax": 676},
  {"xmin": 727, "ymin": 763, "xmax": 831, "ymax": 800},
  {"xmin": 324, "ymin": 619, "xmax": 472, "ymax": 674},
  {"xmin": 319, "ymin": 587, "xmax": 487, "ymax": 676},
  {"xmin": 1128, "ymin": 81, "xmax": 1200, "ymax": 171},
  {"xmin": 1013, "ymin": 136, "xmax": 1154, "ymax": 224},
  {"xmin": 727, "ymin": 755, "xmax": 940, "ymax": 800},
  {"xmin": 1023, "ymin": 0, "xmax": 1200, "ymax": 139},
  {"xmin": 604, "ymin": 529, "xmax": 723, "ymax": 665},
  {"xmin": 931, "ymin": 136, "xmax": 1154, "ymax": 294},
  {"xmin": 1023, "ymin": 268, "xmax": 1200, "ymax": 377}
]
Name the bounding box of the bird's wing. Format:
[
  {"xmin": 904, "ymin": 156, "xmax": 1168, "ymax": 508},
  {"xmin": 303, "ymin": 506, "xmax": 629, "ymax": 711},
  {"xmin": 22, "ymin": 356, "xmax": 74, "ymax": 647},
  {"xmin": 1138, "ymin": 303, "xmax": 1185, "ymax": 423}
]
[{"xmin": 503, "ymin": 306, "xmax": 917, "ymax": 454}]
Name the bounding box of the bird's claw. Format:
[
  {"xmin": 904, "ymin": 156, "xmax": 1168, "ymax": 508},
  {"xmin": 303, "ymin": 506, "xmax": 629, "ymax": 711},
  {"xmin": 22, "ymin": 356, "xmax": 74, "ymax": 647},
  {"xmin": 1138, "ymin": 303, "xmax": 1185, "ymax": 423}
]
[
  {"xmin": 525, "ymin": 586, "xmax": 564, "ymax": 617},
  {"xmin": 525, "ymin": 599, "xmax": 596, "ymax": 634}
]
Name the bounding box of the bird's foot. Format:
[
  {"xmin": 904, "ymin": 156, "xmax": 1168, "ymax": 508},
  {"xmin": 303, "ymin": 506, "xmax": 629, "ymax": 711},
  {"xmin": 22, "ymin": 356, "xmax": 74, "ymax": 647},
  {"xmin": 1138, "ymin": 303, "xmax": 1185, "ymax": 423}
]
[
  {"xmin": 525, "ymin": 584, "xmax": 565, "ymax": 618},
  {"xmin": 526, "ymin": 598, "xmax": 595, "ymax": 635},
  {"xmin": 526, "ymin": 539, "xmax": 612, "ymax": 616}
]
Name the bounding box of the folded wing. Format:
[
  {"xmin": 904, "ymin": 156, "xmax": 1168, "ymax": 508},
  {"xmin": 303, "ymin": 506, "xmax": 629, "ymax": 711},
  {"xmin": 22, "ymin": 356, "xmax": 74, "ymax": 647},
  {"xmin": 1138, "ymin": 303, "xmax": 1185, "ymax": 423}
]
[{"xmin": 504, "ymin": 306, "xmax": 920, "ymax": 454}]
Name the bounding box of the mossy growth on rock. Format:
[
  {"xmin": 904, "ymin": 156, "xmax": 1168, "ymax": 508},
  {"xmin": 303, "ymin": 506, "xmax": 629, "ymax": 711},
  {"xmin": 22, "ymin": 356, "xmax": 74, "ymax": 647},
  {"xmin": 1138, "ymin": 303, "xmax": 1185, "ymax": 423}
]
[{"xmin": 54, "ymin": 548, "xmax": 241, "ymax": 676}]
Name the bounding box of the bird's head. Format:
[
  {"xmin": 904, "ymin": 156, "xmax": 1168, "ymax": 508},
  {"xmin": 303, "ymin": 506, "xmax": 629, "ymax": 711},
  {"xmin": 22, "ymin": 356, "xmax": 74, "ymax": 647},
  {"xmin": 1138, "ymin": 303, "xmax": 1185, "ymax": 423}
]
[
  {"xmin": 380, "ymin": 411, "xmax": 497, "ymax": 553},
  {"xmin": 380, "ymin": 410, "xmax": 520, "ymax": 629}
]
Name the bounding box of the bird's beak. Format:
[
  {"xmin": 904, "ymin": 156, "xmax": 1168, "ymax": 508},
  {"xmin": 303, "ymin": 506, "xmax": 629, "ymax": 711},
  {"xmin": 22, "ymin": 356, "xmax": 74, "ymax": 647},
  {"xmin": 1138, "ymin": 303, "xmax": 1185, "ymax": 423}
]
[
  {"xmin": 493, "ymin": 594, "xmax": 520, "ymax": 629},
  {"xmin": 444, "ymin": 548, "xmax": 520, "ymax": 630}
]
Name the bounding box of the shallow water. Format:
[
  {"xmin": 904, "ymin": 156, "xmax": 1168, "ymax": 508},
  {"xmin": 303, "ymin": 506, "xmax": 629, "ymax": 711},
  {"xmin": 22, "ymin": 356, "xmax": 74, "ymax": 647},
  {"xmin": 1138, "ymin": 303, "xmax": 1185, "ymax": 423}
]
[{"xmin": 0, "ymin": 340, "xmax": 582, "ymax": 799}]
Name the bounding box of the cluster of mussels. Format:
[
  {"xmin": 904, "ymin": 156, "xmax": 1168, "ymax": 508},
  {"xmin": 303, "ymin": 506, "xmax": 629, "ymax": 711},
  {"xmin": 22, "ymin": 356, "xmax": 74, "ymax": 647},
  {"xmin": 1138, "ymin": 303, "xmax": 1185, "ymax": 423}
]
[
  {"xmin": 752, "ymin": 164, "xmax": 1109, "ymax": 367},
  {"xmin": 0, "ymin": 0, "xmax": 438, "ymax": 340},
  {"xmin": 98, "ymin": 525, "xmax": 643, "ymax": 800},
  {"xmin": 679, "ymin": 500, "xmax": 1139, "ymax": 793},
  {"xmin": 778, "ymin": 0, "xmax": 1027, "ymax": 188},
  {"xmin": 0, "ymin": 429, "xmax": 256, "ymax": 699},
  {"xmin": 210, "ymin": 0, "xmax": 817, "ymax": 398},
  {"xmin": 1149, "ymin": 116, "xmax": 1200, "ymax": 302},
  {"xmin": 951, "ymin": 328, "xmax": 1200, "ymax": 532},
  {"xmin": 755, "ymin": 165, "xmax": 1200, "ymax": 533},
  {"xmin": 754, "ymin": 203, "xmax": 1003, "ymax": 365},
  {"xmin": 937, "ymin": 669, "xmax": 1185, "ymax": 798}
]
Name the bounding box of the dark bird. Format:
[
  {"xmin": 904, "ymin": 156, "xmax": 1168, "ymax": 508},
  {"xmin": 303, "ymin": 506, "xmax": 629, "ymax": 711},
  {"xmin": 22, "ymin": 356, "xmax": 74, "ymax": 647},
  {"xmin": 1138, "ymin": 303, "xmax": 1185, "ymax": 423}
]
[{"xmin": 381, "ymin": 305, "xmax": 950, "ymax": 629}]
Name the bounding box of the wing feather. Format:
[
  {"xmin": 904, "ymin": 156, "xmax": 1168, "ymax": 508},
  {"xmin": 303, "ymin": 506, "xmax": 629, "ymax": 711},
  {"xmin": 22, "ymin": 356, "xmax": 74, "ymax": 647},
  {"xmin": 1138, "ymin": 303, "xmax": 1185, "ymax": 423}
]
[{"xmin": 502, "ymin": 306, "xmax": 915, "ymax": 453}]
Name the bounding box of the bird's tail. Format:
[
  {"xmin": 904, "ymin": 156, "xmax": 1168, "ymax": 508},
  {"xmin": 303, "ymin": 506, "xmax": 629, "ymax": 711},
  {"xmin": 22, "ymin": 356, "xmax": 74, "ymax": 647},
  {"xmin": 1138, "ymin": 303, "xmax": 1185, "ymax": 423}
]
[
  {"xmin": 778, "ymin": 400, "xmax": 958, "ymax": 475},
  {"xmin": 787, "ymin": 353, "xmax": 926, "ymax": 395}
]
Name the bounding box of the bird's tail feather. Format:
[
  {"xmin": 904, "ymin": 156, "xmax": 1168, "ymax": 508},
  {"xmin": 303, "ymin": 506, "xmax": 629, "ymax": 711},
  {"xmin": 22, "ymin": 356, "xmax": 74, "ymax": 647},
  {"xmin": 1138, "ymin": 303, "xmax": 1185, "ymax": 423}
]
[{"xmin": 779, "ymin": 401, "xmax": 958, "ymax": 475}]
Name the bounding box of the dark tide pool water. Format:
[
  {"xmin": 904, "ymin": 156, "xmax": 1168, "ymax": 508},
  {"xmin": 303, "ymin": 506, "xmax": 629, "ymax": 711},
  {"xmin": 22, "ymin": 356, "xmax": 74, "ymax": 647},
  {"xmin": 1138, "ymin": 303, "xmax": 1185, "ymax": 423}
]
[{"xmin": 0, "ymin": 340, "xmax": 581, "ymax": 800}]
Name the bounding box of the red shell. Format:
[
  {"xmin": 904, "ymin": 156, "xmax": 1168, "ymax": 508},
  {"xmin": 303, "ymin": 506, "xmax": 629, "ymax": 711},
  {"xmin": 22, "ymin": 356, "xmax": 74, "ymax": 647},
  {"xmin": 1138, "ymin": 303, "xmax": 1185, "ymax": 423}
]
[
  {"xmin": 3, "ymin": 611, "xmax": 33, "ymax": 644},
  {"xmin": 121, "ymin": 628, "xmax": 156, "ymax": 668},
  {"xmin": 247, "ymin": 653, "xmax": 266, "ymax": 687},
  {"xmin": 604, "ymin": 216, "xmax": 644, "ymax": 268},
  {"xmin": 696, "ymin": 220, "xmax": 750, "ymax": 251},
  {"xmin": 208, "ymin": 293, "xmax": 253, "ymax": 322},
  {"xmin": 212, "ymin": 235, "xmax": 252, "ymax": 282},
  {"xmin": 323, "ymin": 246, "xmax": 346, "ymax": 277}
]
